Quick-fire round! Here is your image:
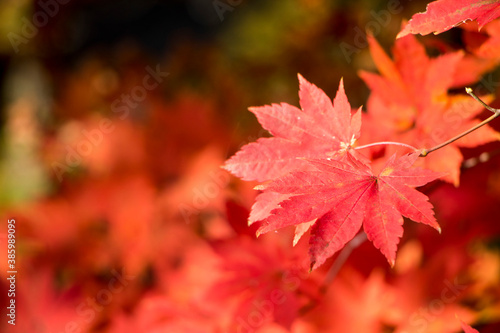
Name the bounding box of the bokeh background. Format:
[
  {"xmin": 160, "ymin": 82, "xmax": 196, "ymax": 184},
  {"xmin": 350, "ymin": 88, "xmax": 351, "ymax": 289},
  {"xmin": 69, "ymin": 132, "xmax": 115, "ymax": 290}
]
[{"xmin": 1, "ymin": 0, "xmax": 500, "ymax": 332}]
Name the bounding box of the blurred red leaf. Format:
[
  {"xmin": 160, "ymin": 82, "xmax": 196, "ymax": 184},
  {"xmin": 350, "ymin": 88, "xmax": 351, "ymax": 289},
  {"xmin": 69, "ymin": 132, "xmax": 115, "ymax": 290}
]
[{"xmin": 206, "ymin": 235, "xmax": 314, "ymax": 331}]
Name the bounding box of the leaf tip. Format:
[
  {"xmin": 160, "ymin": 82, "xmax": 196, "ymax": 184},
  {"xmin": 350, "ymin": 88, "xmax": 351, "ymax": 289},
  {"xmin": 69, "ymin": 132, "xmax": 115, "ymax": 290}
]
[
  {"xmin": 396, "ymin": 26, "xmax": 409, "ymax": 39},
  {"xmin": 396, "ymin": 18, "xmax": 410, "ymax": 39},
  {"xmin": 297, "ymin": 73, "xmax": 309, "ymax": 87},
  {"xmin": 395, "ymin": 31, "xmax": 407, "ymax": 39},
  {"xmin": 309, "ymin": 261, "xmax": 315, "ymax": 272},
  {"xmin": 247, "ymin": 106, "xmax": 258, "ymax": 113},
  {"xmin": 389, "ymin": 259, "xmax": 395, "ymax": 268},
  {"xmin": 220, "ymin": 163, "xmax": 236, "ymax": 177}
]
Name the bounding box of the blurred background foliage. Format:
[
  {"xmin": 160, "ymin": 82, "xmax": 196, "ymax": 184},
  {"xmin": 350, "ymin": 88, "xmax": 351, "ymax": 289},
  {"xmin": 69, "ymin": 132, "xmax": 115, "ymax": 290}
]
[
  {"xmin": 0, "ymin": 0, "xmax": 437, "ymax": 205},
  {"xmin": 0, "ymin": 0, "xmax": 499, "ymax": 332}
]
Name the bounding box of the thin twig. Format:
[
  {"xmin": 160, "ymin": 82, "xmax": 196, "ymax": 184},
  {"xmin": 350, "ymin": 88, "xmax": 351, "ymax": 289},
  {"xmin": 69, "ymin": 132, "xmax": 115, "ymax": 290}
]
[
  {"xmin": 319, "ymin": 232, "xmax": 368, "ymax": 294},
  {"xmin": 465, "ymin": 87, "xmax": 500, "ymax": 114},
  {"xmin": 421, "ymin": 88, "xmax": 500, "ymax": 157}
]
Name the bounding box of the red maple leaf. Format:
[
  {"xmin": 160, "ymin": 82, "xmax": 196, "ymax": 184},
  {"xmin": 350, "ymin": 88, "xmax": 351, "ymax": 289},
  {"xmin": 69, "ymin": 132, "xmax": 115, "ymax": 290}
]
[
  {"xmin": 397, "ymin": 0, "xmax": 500, "ymax": 38},
  {"xmin": 256, "ymin": 153, "xmax": 442, "ymax": 269},
  {"xmin": 223, "ymin": 74, "xmax": 361, "ymax": 182}
]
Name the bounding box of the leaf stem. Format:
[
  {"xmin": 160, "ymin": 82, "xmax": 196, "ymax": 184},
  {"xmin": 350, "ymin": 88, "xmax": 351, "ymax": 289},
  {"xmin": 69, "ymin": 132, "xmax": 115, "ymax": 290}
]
[
  {"xmin": 420, "ymin": 88, "xmax": 500, "ymax": 157},
  {"xmin": 354, "ymin": 141, "xmax": 419, "ymax": 152}
]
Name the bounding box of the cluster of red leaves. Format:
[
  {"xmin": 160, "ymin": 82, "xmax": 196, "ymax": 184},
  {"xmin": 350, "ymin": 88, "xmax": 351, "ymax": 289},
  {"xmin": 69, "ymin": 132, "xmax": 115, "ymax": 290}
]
[
  {"xmin": 221, "ymin": 1, "xmax": 500, "ymax": 331},
  {"xmin": 2, "ymin": 1, "xmax": 500, "ymax": 333},
  {"xmin": 224, "ymin": 51, "xmax": 497, "ymax": 270}
]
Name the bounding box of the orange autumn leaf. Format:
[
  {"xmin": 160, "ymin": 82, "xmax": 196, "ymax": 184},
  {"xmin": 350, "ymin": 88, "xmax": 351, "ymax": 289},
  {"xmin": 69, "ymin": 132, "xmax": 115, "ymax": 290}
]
[{"xmin": 359, "ymin": 34, "xmax": 500, "ymax": 185}]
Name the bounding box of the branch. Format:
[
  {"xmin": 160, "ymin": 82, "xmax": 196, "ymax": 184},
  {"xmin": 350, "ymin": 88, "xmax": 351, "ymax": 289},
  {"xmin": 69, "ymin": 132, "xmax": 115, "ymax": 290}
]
[
  {"xmin": 319, "ymin": 232, "xmax": 367, "ymax": 294},
  {"xmin": 299, "ymin": 232, "xmax": 368, "ymax": 315},
  {"xmin": 465, "ymin": 87, "xmax": 500, "ymax": 115},
  {"xmin": 420, "ymin": 88, "xmax": 500, "ymax": 157}
]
